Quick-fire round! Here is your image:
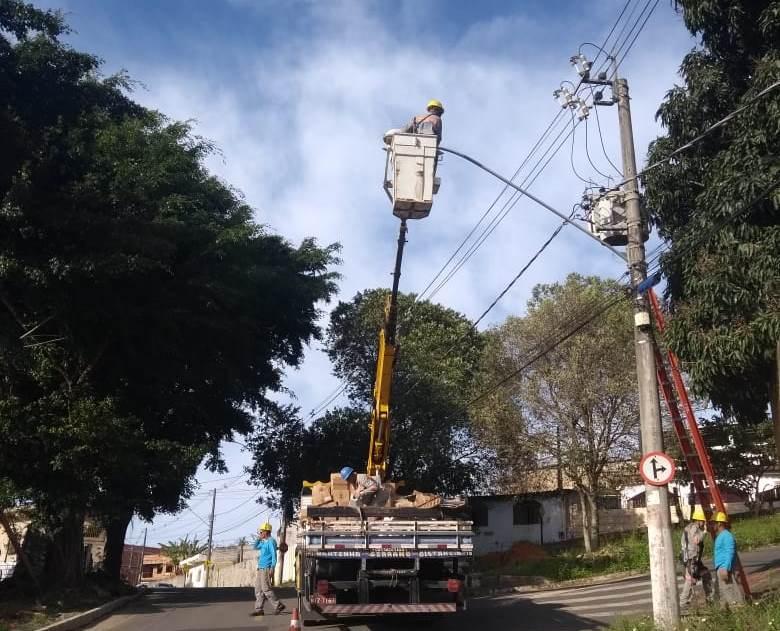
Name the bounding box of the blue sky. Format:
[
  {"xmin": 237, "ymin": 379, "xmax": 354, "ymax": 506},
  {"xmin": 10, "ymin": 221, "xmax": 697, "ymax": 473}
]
[{"xmin": 39, "ymin": 0, "xmax": 697, "ymax": 547}]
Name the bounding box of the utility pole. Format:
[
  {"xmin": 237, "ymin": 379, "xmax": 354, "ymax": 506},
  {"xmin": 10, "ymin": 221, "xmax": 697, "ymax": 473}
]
[
  {"xmin": 205, "ymin": 488, "xmax": 216, "ymax": 588},
  {"xmin": 136, "ymin": 528, "xmax": 147, "ymax": 586},
  {"xmin": 567, "ymin": 52, "xmax": 680, "ymax": 628},
  {"xmin": 615, "ymin": 76, "xmax": 680, "ymax": 629}
]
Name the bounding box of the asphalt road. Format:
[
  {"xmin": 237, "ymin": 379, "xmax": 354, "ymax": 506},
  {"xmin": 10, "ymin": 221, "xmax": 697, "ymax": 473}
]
[{"xmin": 88, "ymin": 546, "xmax": 780, "ymax": 631}]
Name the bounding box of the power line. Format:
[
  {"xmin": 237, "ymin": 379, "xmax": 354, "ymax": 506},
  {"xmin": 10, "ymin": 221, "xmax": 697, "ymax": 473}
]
[
  {"xmin": 215, "ymin": 491, "xmax": 262, "ymax": 517},
  {"xmin": 584, "ymin": 116, "xmax": 616, "ymax": 182},
  {"xmin": 570, "ymin": 111, "xmax": 596, "ymax": 185},
  {"xmin": 588, "ymin": 85, "xmax": 623, "ymax": 176},
  {"xmin": 424, "ymin": 118, "xmax": 582, "ymax": 301},
  {"xmin": 420, "ymin": 1, "xmax": 654, "ymax": 303},
  {"xmin": 296, "ymin": 0, "xmax": 662, "ymax": 421},
  {"xmin": 434, "ymin": 173, "xmax": 780, "ymax": 422},
  {"xmin": 212, "ymin": 506, "xmax": 270, "ymax": 537},
  {"xmin": 611, "ymin": 0, "xmax": 661, "ymax": 68}
]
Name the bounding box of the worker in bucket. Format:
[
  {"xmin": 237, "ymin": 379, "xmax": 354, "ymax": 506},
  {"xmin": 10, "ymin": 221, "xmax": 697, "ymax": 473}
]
[
  {"xmin": 712, "ymin": 512, "xmax": 745, "ymax": 607},
  {"xmin": 679, "ymin": 506, "xmax": 713, "ymax": 609},
  {"xmin": 340, "ymin": 466, "xmax": 379, "ymax": 507},
  {"xmin": 383, "ymin": 99, "xmax": 445, "ymax": 145},
  {"xmin": 404, "ymin": 99, "xmax": 444, "ymax": 142},
  {"xmin": 250, "ymin": 522, "xmax": 286, "ymax": 617}
]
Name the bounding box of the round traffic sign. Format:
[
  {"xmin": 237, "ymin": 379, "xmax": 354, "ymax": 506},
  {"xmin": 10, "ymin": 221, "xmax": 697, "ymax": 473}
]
[{"xmin": 638, "ymin": 451, "xmax": 676, "ymax": 486}]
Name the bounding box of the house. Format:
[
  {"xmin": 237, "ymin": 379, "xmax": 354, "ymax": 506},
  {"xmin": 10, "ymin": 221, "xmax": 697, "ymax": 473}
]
[
  {"xmin": 121, "ymin": 544, "xmax": 159, "ymax": 585},
  {"xmin": 141, "ymin": 553, "xmax": 176, "ymax": 582},
  {"xmin": 471, "ymin": 460, "xmax": 779, "ymax": 555},
  {"xmin": 181, "ymin": 553, "xmax": 208, "ymax": 588},
  {"xmin": 0, "ymin": 511, "xmax": 107, "ymax": 579}
]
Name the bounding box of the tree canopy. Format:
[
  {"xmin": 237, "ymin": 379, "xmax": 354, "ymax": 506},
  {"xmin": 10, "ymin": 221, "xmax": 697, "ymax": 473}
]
[
  {"xmin": 472, "ymin": 274, "xmax": 640, "ymax": 551},
  {"xmin": 643, "ymin": 0, "xmax": 780, "ymax": 454},
  {"xmin": 0, "ymin": 0, "xmax": 339, "ymax": 588},
  {"xmin": 326, "ymin": 289, "xmax": 488, "ymax": 495}
]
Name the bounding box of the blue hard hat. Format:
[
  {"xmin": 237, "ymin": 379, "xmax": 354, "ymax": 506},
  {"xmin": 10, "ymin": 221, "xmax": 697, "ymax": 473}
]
[{"xmin": 340, "ymin": 467, "xmax": 354, "ymax": 480}]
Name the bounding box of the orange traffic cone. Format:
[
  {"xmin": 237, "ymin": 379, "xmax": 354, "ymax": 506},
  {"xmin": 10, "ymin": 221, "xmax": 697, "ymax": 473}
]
[{"xmin": 288, "ymin": 607, "xmax": 301, "ymax": 630}]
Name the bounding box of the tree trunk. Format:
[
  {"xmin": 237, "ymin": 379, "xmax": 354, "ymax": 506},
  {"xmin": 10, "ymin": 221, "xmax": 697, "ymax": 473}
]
[
  {"xmin": 0, "ymin": 509, "xmax": 41, "ymax": 595},
  {"xmin": 43, "ymin": 508, "xmax": 85, "ymax": 589},
  {"xmin": 102, "ymin": 510, "xmax": 132, "ymax": 580},
  {"xmin": 577, "ymin": 490, "xmax": 592, "ymax": 553},
  {"xmin": 771, "ymin": 339, "xmax": 780, "ymax": 463},
  {"xmin": 586, "ymin": 492, "xmax": 600, "ymax": 551},
  {"xmin": 672, "ymin": 487, "xmax": 684, "ymax": 523}
]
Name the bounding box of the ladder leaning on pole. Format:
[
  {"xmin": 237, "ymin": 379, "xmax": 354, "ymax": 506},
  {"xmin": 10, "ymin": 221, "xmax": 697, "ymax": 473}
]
[{"xmin": 648, "ymin": 288, "xmax": 752, "ymax": 601}]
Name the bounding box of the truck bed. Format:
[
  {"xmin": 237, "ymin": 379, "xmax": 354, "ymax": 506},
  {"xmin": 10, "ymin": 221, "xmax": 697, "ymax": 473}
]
[{"xmin": 300, "ymin": 518, "xmax": 473, "ymax": 557}]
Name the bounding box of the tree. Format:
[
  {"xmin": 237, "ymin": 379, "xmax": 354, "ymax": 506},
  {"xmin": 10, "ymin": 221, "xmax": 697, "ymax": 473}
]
[
  {"xmin": 326, "ymin": 289, "xmax": 488, "ymax": 495},
  {"xmin": 704, "ymin": 417, "xmax": 776, "ymax": 516},
  {"xmin": 472, "ymin": 275, "xmax": 640, "ymax": 551},
  {"xmin": 247, "ymin": 404, "xmax": 368, "ymax": 522},
  {"xmin": 237, "ymin": 537, "xmax": 247, "ymax": 563},
  {"xmin": 0, "ymin": 1, "xmax": 340, "ymax": 587},
  {"xmin": 159, "ymin": 536, "xmax": 207, "ymax": 568},
  {"xmin": 642, "ymin": 0, "xmax": 780, "ymax": 458}
]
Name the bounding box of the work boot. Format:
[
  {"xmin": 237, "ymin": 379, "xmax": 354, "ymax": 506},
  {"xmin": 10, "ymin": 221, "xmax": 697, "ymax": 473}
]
[
  {"xmin": 249, "ymin": 610, "xmax": 264, "ymax": 617},
  {"xmin": 274, "ymin": 603, "xmax": 286, "ymax": 615}
]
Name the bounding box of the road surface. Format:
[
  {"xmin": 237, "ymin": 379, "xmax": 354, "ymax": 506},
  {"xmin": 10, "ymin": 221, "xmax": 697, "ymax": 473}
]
[{"xmin": 88, "ymin": 546, "xmax": 779, "ymax": 631}]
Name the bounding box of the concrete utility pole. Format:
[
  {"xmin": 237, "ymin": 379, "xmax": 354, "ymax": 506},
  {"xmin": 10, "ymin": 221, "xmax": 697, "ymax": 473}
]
[
  {"xmin": 136, "ymin": 527, "xmax": 147, "ymax": 586},
  {"xmin": 616, "ymin": 76, "xmax": 680, "ymax": 629},
  {"xmin": 205, "ymin": 488, "xmax": 216, "ymax": 587}
]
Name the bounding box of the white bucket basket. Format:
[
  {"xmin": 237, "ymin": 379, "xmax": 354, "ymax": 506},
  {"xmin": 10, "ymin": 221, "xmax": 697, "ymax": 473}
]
[{"xmin": 383, "ymin": 133, "xmax": 439, "ymax": 220}]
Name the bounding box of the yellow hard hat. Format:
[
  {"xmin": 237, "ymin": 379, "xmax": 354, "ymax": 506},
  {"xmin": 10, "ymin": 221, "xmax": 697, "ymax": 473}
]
[
  {"xmin": 713, "ymin": 511, "xmax": 729, "ymax": 523},
  {"xmin": 427, "ymin": 99, "xmax": 444, "ymax": 112},
  {"xmin": 691, "ymin": 506, "xmax": 706, "ymax": 521},
  {"xmin": 259, "ymin": 522, "xmax": 273, "ymax": 532}
]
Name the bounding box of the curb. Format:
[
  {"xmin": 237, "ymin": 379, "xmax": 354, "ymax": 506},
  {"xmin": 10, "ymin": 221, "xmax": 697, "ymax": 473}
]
[{"xmin": 36, "ymin": 590, "xmax": 144, "ymax": 631}]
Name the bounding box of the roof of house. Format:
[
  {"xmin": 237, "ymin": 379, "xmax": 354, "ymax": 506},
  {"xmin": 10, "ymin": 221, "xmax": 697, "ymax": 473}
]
[
  {"xmin": 142, "ymin": 554, "xmax": 173, "ymax": 565},
  {"xmin": 471, "ymin": 489, "xmax": 576, "ymax": 502}
]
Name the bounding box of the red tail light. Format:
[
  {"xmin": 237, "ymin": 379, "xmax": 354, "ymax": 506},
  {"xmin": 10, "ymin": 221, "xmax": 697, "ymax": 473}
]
[
  {"xmin": 447, "ymin": 579, "xmax": 461, "ymax": 593},
  {"xmin": 316, "ymin": 580, "xmax": 330, "ymax": 595}
]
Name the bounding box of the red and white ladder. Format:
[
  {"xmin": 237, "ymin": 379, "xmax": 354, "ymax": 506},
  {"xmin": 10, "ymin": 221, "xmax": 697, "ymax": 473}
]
[{"xmin": 648, "ymin": 288, "xmax": 751, "ymax": 600}]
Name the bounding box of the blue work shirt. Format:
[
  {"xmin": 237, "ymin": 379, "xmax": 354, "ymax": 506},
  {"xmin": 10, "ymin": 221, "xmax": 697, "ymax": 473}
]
[
  {"xmin": 713, "ymin": 528, "xmax": 736, "ymax": 571},
  {"xmin": 255, "ymin": 536, "xmax": 277, "ymax": 569}
]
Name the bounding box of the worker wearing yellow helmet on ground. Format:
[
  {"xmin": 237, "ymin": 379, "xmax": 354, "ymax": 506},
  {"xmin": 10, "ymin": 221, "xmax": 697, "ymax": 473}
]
[
  {"xmin": 679, "ymin": 506, "xmax": 712, "ymax": 609},
  {"xmin": 712, "ymin": 511, "xmax": 745, "ymax": 606},
  {"xmin": 250, "ymin": 521, "xmax": 286, "ymax": 617},
  {"xmin": 403, "ymin": 99, "xmax": 444, "ymax": 143}
]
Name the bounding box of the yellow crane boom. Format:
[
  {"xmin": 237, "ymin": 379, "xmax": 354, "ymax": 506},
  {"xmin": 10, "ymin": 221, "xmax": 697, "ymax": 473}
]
[{"xmin": 366, "ymin": 219, "xmax": 408, "ymax": 480}]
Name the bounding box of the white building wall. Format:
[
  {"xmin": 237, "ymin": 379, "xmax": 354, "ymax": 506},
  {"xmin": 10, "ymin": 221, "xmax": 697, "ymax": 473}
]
[{"xmin": 473, "ymin": 496, "xmax": 566, "ymax": 555}]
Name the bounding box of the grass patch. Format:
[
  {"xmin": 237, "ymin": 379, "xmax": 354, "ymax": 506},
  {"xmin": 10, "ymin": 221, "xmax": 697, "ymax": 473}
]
[
  {"xmin": 610, "ymin": 590, "xmax": 780, "ymax": 630},
  {"xmin": 474, "ymin": 512, "xmax": 780, "ymax": 582}
]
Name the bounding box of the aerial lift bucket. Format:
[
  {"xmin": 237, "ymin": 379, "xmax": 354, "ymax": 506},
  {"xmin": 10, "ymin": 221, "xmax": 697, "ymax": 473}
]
[{"xmin": 383, "ymin": 133, "xmax": 439, "ymax": 221}]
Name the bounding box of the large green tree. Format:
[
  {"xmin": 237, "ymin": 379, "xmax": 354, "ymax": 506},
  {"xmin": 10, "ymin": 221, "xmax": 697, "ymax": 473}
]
[
  {"xmin": 643, "ymin": 0, "xmax": 780, "ymax": 457},
  {"xmin": 472, "ymin": 275, "xmax": 640, "ymax": 551},
  {"xmin": 0, "ymin": 1, "xmax": 339, "ymax": 588},
  {"xmin": 325, "ymin": 289, "xmax": 488, "ymax": 495}
]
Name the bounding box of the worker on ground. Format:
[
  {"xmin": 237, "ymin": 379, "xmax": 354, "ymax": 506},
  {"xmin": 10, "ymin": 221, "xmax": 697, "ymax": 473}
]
[
  {"xmin": 679, "ymin": 506, "xmax": 713, "ymax": 609},
  {"xmin": 340, "ymin": 466, "xmax": 379, "ymax": 506},
  {"xmin": 383, "ymin": 99, "xmax": 445, "ymax": 145},
  {"xmin": 250, "ymin": 522, "xmax": 286, "ymax": 617},
  {"xmin": 712, "ymin": 511, "xmax": 745, "ymax": 607}
]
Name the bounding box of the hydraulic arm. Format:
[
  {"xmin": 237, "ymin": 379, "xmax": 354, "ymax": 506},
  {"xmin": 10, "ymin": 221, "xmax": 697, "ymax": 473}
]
[{"xmin": 366, "ymin": 219, "xmax": 408, "ymax": 480}]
